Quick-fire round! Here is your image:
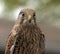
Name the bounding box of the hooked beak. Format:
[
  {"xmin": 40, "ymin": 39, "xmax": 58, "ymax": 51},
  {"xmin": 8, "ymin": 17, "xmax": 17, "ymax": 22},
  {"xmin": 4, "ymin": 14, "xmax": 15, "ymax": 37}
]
[{"xmin": 28, "ymin": 15, "xmax": 32, "ymax": 23}]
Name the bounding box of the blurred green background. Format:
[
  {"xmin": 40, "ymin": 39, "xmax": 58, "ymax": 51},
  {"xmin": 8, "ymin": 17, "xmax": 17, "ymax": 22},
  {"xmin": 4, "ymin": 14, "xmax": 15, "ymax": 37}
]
[{"xmin": 0, "ymin": 0, "xmax": 60, "ymax": 54}]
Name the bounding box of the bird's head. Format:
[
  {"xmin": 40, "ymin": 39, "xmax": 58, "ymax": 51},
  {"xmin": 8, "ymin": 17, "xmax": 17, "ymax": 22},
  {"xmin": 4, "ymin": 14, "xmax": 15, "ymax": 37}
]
[{"xmin": 17, "ymin": 8, "xmax": 36, "ymax": 26}]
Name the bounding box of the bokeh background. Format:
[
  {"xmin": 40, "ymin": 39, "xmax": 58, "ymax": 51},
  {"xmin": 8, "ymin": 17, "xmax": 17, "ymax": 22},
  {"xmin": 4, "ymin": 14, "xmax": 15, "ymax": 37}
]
[{"xmin": 0, "ymin": 0, "xmax": 60, "ymax": 54}]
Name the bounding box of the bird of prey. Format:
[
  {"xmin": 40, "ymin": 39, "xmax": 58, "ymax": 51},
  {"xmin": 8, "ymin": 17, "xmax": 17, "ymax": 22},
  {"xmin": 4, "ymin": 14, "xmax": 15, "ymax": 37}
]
[{"xmin": 5, "ymin": 8, "xmax": 45, "ymax": 54}]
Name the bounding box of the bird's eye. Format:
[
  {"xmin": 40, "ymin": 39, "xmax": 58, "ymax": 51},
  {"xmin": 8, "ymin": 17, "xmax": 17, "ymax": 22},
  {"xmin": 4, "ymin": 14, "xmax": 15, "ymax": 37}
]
[
  {"xmin": 22, "ymin": 13, "xmax": 25, "ymax": 16},
  {"xmin": 19, "ymin": 12, "xmax": 25, "ymax": 17},
  {"xmin": 33, "ymin": 13, "xmax": 35, "ymax": 17}
]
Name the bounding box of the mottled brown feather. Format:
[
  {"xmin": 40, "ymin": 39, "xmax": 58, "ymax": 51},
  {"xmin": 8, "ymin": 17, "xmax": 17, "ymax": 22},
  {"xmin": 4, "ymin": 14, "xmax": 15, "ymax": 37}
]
[
  {"xmin": 5, "ymin": 8, "xmax": 45, "ymax": 54},
  {"xmin": 13, "ymin": 24, "xmax": 45, "ymax": 54}
]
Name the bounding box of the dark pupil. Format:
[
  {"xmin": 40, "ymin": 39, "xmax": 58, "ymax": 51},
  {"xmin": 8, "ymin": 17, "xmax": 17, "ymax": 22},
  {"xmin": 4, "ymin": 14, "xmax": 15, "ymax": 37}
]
[
  {"xmin": 33, "ymin": 13, "xmax": 35, "ymax": 16},
  {"xmin": 19, "ymin": 12, "xmax": 24, "ymax": 17},
  {"xmin": 22, "ymin": 13, "xmax": 24, "ymax": 16}
]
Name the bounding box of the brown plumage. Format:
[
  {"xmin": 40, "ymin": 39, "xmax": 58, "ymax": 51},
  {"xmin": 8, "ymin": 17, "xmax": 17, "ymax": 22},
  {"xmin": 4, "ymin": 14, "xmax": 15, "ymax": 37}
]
[{"xmin": 5, "ymin": 8, "xmax": 45, "ymax": 54}]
